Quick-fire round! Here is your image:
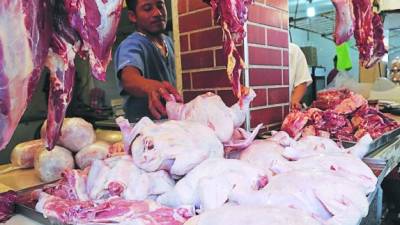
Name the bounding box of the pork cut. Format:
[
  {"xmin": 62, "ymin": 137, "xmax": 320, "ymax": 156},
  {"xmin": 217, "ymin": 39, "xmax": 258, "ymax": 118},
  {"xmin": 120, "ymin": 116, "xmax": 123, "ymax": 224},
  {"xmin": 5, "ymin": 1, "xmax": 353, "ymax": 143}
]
[
  {"xmin": 167, "ymin": 89, "xmax": 262, "ymax": 152},
  {"xmin": 35, "ymin": 192, "xmax": 190, "ymax": 225},
  {"xmin": 157, "ymin": 158, "xmax": 267, "ymax": 213},
  {"xmin": 117, "ymin": 117, "xmax": 224, "ymax": 177},
  {"xmin": 0, "ymin": 191, "xmax": 17, "ymax": 223},
  {"xmin": 184, "ymin": 205, "xmax": 323, "ymax": 225}
]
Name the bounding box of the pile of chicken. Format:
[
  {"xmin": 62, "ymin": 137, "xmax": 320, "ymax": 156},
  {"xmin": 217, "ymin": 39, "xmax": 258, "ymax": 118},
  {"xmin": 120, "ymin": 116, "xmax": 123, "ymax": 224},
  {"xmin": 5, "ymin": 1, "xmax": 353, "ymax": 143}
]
[{"xmin": 26, "ymin": 89, "xmax": 377, "ymax": 225}]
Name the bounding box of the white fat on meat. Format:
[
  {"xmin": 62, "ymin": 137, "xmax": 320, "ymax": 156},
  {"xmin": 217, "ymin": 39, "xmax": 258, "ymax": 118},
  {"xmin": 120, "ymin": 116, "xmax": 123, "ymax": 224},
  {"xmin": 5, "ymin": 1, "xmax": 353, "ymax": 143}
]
[
  {"xmin": 157, "ymin": 158, "xmax": 267, "ymax": 212},
  {"xmin": 230, "ymin": 170, "xmax": 368, "ymax": 225},
  {"xmin": 117, "ymin": 117, "xmax": 224, "ymax": 177},
  {"xmin": 34, "ymin": 145, "xmax": 74, "ymax": 182},
  {"xmin": 184, "ymin": 205, "xmax": 323, "ymax": 225},
  {"xmin": 41, "ymin": 118, "xmax": 96, "ymax": 152}
]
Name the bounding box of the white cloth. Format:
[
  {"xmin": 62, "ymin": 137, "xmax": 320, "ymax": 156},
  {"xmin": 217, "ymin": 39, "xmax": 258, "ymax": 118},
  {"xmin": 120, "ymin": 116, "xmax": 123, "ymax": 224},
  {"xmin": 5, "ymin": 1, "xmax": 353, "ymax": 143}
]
[{"xmin": 289, "ymin": 43, "xmax": 313, "ymax": 96}]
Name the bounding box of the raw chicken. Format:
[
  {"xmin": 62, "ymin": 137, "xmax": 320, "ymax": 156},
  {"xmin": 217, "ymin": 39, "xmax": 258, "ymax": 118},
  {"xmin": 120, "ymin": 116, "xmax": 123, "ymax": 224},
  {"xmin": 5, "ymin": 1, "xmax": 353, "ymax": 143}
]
[
  {"xmin": 281, "ymin": 133, "xmax": 373, "ymax": 160},
  {"xmin": 270, "ymin": 154, "xmax": 377, "ymax": 194},
  {"xmin": 231, "ymin": 171, "xmax": 369, "ymax": 225},
  {"xmin": 75, "ymin": 141, "xmax": 111, "ymax": 169},
  {"xmin": 185, "ymin": 205, "xmax": 323, "ymax": 225},
  {"xmin": 10, "ymin": 139, "xmax": 44, "ymax": 169},
  {"xmin": 157, "ymin": 158, "xmax": 267, "ymax": 212},
  {"xmin": 34, "ymin": 145, "xmax": 74, "ymax": 182},
  {"xmin": 87, "ymin": 156, "xmax": 174, "ymax": 201},
  {"xmin": 332, "ymin": 0, "xmax": 355, "ymax": 45},
  {"xmin": 117, "ymin": 117, "xmax": 224, "ymax": 177},
  {"xmin": 167, "ymin": 89, "xmax": 262, "ymax": 152},
  {"xmin": 0, "ymin": 0, "xmax": 52, "ymax": 150},
  {"xmin": 41, "ymin": 118, "xmax": 96, "ymax": 152},
  {"xmin": 239, "ymin": 140, "xmax": 288, "ymax": 175},
  {"xmin": 36, "ymin": 192, "xmax": 190, "ymax": 225}
]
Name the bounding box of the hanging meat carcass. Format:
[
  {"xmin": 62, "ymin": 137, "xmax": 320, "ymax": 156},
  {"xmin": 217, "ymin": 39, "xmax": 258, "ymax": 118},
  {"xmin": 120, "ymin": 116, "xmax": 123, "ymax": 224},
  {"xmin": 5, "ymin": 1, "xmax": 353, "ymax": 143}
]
[
  {"xmin": 0, "ymin": 0, "xmax": 123, "ymax": 150},
  {"xmin": 203, "ymin": 0, "xmax": 253, "ymax": 103}
]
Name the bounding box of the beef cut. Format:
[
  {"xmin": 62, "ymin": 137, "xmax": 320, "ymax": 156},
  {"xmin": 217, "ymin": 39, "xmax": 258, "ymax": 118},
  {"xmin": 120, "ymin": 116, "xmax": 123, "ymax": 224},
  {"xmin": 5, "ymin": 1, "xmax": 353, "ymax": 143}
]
[
  {"xmin": 0, "ymin": 0, "xmax": 52, "ymax": 150},
  {"xmin": 203, "ymin": 0, "xmax": 253, "ymax": 102},
  {"xmin": 0, "ymin": 191, "xmax": 17, "ymax": 223},
  {"xmin": 0, "ymin": 0, "xmax": 123, "ymax": 151},
  {"xmin": 332, "ymin": 0, "xmax": 355, "ymax": 45}
]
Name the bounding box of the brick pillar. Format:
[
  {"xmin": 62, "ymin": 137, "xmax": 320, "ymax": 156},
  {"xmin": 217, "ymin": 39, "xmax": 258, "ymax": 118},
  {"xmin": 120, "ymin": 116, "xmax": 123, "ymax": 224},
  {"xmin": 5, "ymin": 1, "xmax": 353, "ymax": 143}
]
[{"xmin": 178, "ymin": 0, "xmax": 289, "ymax": 130}]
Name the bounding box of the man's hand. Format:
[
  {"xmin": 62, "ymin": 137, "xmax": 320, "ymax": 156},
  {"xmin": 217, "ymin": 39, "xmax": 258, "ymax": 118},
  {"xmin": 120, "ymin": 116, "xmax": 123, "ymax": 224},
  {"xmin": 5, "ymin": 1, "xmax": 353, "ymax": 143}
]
[
  {"xmin": 146, "ymin": 80, "xmax": 183, "ymax": 119},
  {"xmin": 290, "ymin": 101, "xmax": 302, "ymax": 111}
]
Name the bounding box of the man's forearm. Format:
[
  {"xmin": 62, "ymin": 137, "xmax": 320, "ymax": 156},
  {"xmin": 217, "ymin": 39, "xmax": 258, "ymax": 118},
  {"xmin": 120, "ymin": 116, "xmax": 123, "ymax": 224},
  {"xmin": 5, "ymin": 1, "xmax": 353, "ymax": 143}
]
[
  {"xmin": 121, "ymin": 66, "xmax": 156, "ymax": 97},
  {"xmin": 291, "ymin": 83, "xmax": 308, "ymax": 104}
]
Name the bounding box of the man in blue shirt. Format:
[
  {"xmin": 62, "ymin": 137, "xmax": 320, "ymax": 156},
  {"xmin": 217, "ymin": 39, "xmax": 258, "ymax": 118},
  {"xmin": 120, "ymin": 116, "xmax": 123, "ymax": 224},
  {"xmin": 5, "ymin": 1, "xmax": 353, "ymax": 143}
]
[{"xmin": 114, "ymin": 0, "xmax": 182, "ymax": 121}]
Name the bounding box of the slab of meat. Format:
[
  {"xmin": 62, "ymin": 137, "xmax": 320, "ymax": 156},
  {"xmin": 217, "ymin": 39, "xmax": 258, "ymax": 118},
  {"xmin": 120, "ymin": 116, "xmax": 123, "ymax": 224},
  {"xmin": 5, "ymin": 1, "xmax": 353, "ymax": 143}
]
[
  {"xmin": 332, "ymin": 0, "xmax": 355, "ymax": 45},
  {"xmin": 10, "ymin": 139, "xmax": 44, "ymax": 169},
  {"xmin": 64, "ymin": 0, "xmax": 122, "ymax": 81},
  {"xmin": 36, "ymin": 192, "xmax": 190, "ymax": 225},
  {"xmin": 41, "ymin": 117, "xmax": 96, "ymax": 152},
  {"xmin": 280, "ymin": 111, "xmax": 309, "ymax": 139},
  {"xmin": 0, "ymin": 0, "xmax": 123, "ymax": 151},
  {"xmin": 117, "ymin": 117, "xmax": 224, "ymax": 177},
  {"xmin": 0, "ymin": 0, "xmax": 52, "ymax": 150},
  {"xmin": 352, "ymin": 0, "xmax": 374, "ymax": 67},
  {"xmin": 203, "ymin": 0, "xmax": 253, "ymax": 102},
  {"xmin": 312, "ymin": 89, "xmax": 367, "ymax": 114},
  {"xmin": 0, "ymin": 191, "xmax": 17, "ymax": 223},
  {"xmin": 157, "ymin": 158, "xmax": 267, "ymax": 212},
  {"xmin": 185, "ymin": 205, "xmax": 323, "ymax": 225},
  {"xmin": 231, "ymin": 171, "xmax": 369, "ymax": 225},
  {"xmin": 167, "ymin": 89, "xmax": 262, "ymax": 151},
  {"xmin": 366, "ymin": 12, "xmax": 388, "ymax": 68},
  {"xmin": 34, "ymin": 145, "xmax": 74, "ymax": 182}
]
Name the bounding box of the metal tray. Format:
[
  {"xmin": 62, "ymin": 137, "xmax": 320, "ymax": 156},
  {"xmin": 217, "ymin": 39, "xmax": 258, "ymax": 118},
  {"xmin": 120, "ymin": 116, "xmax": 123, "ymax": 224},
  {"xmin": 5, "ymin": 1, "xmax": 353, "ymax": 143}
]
[{"xmin": 337, "ymin": 127, "xmax": 400, "ymax": 155}]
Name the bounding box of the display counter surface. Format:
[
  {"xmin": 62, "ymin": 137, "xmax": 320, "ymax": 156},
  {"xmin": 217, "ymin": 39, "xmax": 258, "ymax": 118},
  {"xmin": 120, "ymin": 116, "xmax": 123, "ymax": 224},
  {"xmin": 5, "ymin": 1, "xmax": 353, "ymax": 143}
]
[{"xmin": 0, "ymin": 164, "xmax": 43, "ymax": 191}]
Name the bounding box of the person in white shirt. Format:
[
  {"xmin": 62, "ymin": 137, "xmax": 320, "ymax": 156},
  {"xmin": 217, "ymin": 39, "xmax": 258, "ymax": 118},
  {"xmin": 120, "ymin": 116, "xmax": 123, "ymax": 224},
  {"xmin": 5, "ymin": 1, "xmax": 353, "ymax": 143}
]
[{"xmin": 289, "ymin": 43, "xmax": 313, "ymax": 110}]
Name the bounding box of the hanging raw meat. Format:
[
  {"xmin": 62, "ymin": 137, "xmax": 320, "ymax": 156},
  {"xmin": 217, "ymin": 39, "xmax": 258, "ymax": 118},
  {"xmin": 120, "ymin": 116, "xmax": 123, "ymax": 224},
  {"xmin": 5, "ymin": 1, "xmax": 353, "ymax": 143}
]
[
  {"xmin": 0, "ymin": 0, "xmax": 123, "ymax": 151},
  {"xmin": 0, "ymin": 0, "xmax": 52, "ymax": 150},
  {"xmin": 203, "ymin": 0, "xmax": 253, "ymax": 103},
  {"xmin": 332, "ymin": 0, "xmax": 355, "ymax": 45}
]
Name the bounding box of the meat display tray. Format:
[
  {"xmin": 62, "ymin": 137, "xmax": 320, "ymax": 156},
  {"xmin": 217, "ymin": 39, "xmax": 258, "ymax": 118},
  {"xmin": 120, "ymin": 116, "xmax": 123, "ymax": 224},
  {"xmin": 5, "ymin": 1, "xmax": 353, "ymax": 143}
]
[
  {"xmin": 337, "ymin": 127, "xmax": 400, "ymax": 155},
  {"xmin": 15, "ymin": 182, "xmax": 65, "ymax": 225}
]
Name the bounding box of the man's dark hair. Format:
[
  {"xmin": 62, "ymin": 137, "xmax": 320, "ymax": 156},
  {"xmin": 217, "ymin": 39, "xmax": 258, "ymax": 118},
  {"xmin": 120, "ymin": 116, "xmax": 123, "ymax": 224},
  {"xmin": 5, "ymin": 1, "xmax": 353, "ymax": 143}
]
[{"xmin": 126, "ymin": 0, "xmax": 137, "ymax": 11}]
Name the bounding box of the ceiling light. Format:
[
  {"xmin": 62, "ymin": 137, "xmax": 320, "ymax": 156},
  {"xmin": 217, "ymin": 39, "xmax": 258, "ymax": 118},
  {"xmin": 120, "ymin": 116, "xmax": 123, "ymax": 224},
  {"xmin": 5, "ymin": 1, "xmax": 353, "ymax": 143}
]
[{"xmin": 307, "ymin": 7, "xmax": 316, "ymax": 17}]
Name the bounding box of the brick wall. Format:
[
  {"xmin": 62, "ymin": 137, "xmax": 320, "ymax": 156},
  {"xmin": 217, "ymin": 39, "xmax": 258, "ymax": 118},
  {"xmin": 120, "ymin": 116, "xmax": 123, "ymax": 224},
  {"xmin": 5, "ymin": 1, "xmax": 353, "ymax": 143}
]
[{"xmin": 178, "ymin": 0, "xmax": 289, "ymax": 130}]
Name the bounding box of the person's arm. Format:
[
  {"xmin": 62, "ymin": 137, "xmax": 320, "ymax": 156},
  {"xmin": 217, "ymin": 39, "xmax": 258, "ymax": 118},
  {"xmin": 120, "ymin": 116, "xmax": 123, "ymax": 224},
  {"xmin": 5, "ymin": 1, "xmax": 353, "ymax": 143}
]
[
  {"xmin": 121, "ymin": 66, "xmax": 182, "ymax": 119},
  {"xmin": 290, "ymin": 82, "xmax": 308, "ymax": 110}
]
